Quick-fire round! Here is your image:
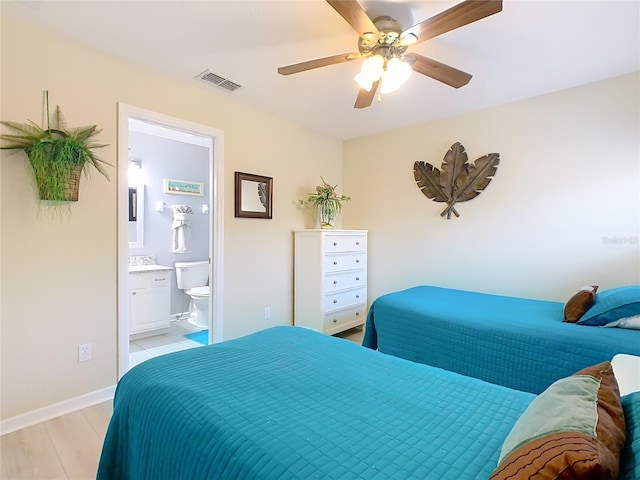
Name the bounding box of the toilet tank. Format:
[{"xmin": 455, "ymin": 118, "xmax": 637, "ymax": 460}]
[{"xmin": 175, "ymin": 261, "xmax": 209, "ymax": 289}]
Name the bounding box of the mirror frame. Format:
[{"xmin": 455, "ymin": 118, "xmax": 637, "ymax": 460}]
[
  {"xmin": 129, "ymin": 183, "xmax": 145, "ymax": 248},
  {"xmin": 234, "ymin": 171, "xmax": 273, "ymax": 219}
]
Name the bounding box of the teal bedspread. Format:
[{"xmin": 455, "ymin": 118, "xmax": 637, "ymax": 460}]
[
  {"xmin": 98, "ymin": 326, "xmax": 535, "ymax": 480},
  {"xmin": 363, "ymin": 286, "xmax": 640, "ymax": 394}
]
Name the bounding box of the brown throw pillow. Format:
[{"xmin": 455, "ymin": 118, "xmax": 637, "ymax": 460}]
[
  {"xmin": 563, "ymin": 285, "xmax": 598, "ymax": 322},
  {"xmin": 490, "ymin": 361, "xmax": 626, "ymax": 480}
]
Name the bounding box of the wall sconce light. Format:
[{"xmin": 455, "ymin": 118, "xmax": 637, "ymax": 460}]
[{"xmin": 128, "ymin": 160, "xmax": 142, "ymax": 187}]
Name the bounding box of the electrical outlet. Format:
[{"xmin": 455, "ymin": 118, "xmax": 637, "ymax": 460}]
[
  {"xmin": 78, "ymin": 343, "xmax": 92, "ymax": 362},
  {"xmin": 264, "ymin": 306, "xmax": 271, "ymax": 320}
]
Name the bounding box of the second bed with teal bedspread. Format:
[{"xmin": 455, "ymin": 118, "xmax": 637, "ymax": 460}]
[{"xmin": 363, "ymin": 285, "xmax": 640, "ymax": 394}]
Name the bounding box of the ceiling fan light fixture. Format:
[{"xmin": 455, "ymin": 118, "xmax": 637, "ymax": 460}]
[
  {"xmin": 354, "ymin": 72, "xmax": 374, "ymax": 92},
  {"xmin": 380, "ymin": 57, "xmax": 412, "ymax": 94},
  {"xmin": 399, "ymin": 32, "xmax": 418, "ymax": 45},
  {"xmin": 355, "ymin": 55, "xmax": 384, "ymax": 90}
]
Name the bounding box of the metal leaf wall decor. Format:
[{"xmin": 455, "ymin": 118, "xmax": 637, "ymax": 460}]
[{"xmin": 414, "ymin": 142, "xmax": 500, "ymax": 219}]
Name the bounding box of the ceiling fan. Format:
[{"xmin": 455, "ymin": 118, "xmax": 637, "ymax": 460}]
[{"xmin": 277, "ymin": 0, "xmax": 503, "ymax": 109}]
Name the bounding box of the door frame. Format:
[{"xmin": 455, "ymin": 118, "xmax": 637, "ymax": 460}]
[{"xmin": 117, "ymin": 103, "xmax": 224, "ymax": 378}]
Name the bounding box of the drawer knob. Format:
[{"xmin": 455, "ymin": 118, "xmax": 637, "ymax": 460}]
[
  {"xmin": 355, "ymin": 259, "xmax": 360, "ymax": 263},
  {"xmin": 333, "ymin": 299, "xmax": 338, "ymax": 304},
  {"xmin": 333, "ymin": 242, "xmax": 337, "ymax": 246},
  {"xmin": 132, "ymin": 292, "xmax": 137, "ymax": 295},
  {"xmin": 356, "ymin": 242, "xmax": 360, "ymax": 245},
  {"xmin": 356, "ymin": 295, "xmax": 360, "ymax": 299},
  {"xmin": 333, "ymin": 261, "xmax": 338, "ymax": 265},
  {"xmin": 356, "ymin": 312, "xmax": 360, "ymax": 316},
  {"xmin": 356, "ymin": 277, "xmax": 360, "ymax": 281},
  {"xmin": 333, "ymin": 280, "xmax": 337, "ymax": 285},
  {"xmin": 332, "ymin": 319, "xmax": 337, "ymax": 323}
]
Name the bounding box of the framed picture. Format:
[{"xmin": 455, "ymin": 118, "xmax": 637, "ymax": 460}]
[
  {"xmin": 163, "ymin": 178, "xmax": 204, "ymax": 196},
  {"xmin": 234, "ymin": 172, "xmax": 273, "ymax": 219}
]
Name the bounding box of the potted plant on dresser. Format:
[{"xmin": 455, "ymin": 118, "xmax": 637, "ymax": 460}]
[
  {"xmin": 0, "ymin": 91, "xmax": 110, "ymax": 203},
  {"xmin": 299, "ymin": 177, "xmax": 350, "ymax": 229}
]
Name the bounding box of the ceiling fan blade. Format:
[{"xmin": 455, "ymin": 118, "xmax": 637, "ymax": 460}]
[
  {"xmin": 403, "ymin": 0, "xmax": 502, "ymax": 44},
  {"xmin": 405, "ymin": 53, "xmax": 472, "ymax": 88},
  {"xmin": 278, "ymin": 53, "xmax": 361, "ymax": 75},
  {"xmin": 354, "ymin": 79, "xmax": 380, "ymax": 109},
  {"xmin": 326, "ymin": 0, "xmax": 379, "ymax": 38}
]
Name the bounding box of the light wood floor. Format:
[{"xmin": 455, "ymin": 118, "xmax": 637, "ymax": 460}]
[
  {"xmin": 0, "ymin": 327, "xmax": 364, "ymax": 479},
  {"xmin": 0, "ymin": 401, "xmax": 112, "ymax": 480}
]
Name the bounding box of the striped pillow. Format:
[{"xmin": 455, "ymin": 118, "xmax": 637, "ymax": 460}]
[{"xmin": 490, "ymin": 362, "xmax": 626, "ymax": 480}]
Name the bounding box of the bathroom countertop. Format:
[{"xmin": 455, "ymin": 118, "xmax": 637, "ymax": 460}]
[{"xmin": 128, "ymin": 264, "xmax": 173, "ymax": 274}]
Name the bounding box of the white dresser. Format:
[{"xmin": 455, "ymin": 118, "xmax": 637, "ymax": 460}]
[{"xmin": 294, "ymin": 229, "xmax": 367, "ymax": 335}]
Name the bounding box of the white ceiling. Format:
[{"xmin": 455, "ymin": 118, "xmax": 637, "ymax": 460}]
[{"xmin": 2, "ymin": 0, "xmax": 639, "ymax": 140}]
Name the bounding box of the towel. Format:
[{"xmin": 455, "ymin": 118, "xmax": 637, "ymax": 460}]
[{"xmin": 171, "ymin": 205, "xmax": 193, "ymax": 253}]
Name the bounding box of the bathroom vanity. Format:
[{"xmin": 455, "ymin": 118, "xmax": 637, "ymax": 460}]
[{"xmin": 129, "ymin": 265, "xmax": 172, "ymax": 338}]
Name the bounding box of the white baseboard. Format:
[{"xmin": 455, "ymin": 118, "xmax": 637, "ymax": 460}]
[{"xmin": 0, "ymin": 385, "xmax": 116, "ymax": 436}]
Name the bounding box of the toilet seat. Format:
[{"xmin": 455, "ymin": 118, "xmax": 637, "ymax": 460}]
[{"xmin": 188, "ymin": 286, "xmax": 209, "ymax": 297}]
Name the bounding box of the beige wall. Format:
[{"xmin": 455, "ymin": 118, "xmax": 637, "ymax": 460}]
[
  {"xmin": 343, "ymin": 73, "xmax": 640, "ymax": 303},
  {"xmin": 2, "ymin": 13, "xmax": 638, "ymax": 422},
  {"xmin": 0, "ymin": 16, "xmax": 342, "ymax": 419}
]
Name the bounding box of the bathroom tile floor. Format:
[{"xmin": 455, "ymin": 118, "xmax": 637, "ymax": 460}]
[{"xmin": 129, "ymin": 318, "xmax": 205, "ymax": 369}]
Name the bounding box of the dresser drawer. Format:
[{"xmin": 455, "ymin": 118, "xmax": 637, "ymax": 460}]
[
  {"xmin": 325, "ymin": 287, "xmax": 366, "ymax": 312},
  {"xmin": 325, "ymin": 270, "xmax": 366, "ymax": 293},
  {"xmin": 324, "ymin": 253, "xmax": 366, "ymax": 273},
  {"xmin": 324, "ymin": 234, "xmax": 366, "ymax": 254},
  {"xmin": 323, "ymin": 305, "xmax": 366, "ymax": 331}
]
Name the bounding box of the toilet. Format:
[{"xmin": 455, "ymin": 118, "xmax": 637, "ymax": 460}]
[{"xmin": 175, "ymin": 260, "xmax": 210, "ymax": 328}]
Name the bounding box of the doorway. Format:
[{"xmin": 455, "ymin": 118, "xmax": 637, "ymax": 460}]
[{"xmin": 117, "ymin": 104, "xmax": 224, "ymax": 378}]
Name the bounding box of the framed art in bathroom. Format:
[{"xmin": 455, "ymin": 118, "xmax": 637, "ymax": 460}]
[{"xmin": 163, "ymin": 178, "xmax": 204, "ymax": 196}]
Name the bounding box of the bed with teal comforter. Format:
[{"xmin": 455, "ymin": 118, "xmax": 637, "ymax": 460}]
[
  {"xmin": 98, "ymin": 326, "xmax": 639, "ymax": 480},
  {"xmin": 363, "ymin": 285, "xmax": 640, "ymax": 395}
]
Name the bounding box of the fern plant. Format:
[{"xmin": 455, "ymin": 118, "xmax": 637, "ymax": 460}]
[
  {"xmin": 299, "ymin": 177, "xmax": 350, "ymax": 229},
  {"xmin": 0, "ymin": 91, "xmax": 110, "ymax": 202}
]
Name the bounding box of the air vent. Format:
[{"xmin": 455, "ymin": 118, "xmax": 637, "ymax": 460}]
[{"xmin": 196, "ymin": 69, "xmax": 243, "ymax": 92}]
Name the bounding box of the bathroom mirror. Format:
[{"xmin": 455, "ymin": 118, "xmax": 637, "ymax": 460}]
[{"xmin": 234, "ymin": 171, "xmax": 273, "ymax": 219}]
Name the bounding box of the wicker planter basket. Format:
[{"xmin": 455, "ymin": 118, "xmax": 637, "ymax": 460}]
[
  {"xmin": 1, "ymin": 92, "xmax": 110, "ymax": 207},
  {"xmin": 36, "ymin": 164, "xmax": 82, "ymax": 202}
]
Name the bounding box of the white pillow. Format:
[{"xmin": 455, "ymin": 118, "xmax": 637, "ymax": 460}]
[{"xmin": 602, "ymin": 314, "xmax": 640, "ymax": 330}]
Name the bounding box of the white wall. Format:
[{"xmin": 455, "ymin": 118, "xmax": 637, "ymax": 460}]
[
  {"xmin": 0, "ymin": 15, "xmax": 342, "ymax": 420},
  {"xmin": 343, "ymin": 73, "xmax": 640, "ymax": 303}
]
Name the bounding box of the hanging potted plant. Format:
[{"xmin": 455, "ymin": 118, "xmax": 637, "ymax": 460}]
[
  {"xmin": 0, "ymin": 91, "xmax": 110, "ymax": 202},
  {"xmin": 299, "ymin": 177, "xmax": 350, "ymax": 229}
]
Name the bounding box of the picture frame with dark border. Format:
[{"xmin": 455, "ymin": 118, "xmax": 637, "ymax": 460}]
[{"xmin": 234, "ymin": 171, "xmax": 273, "ymax": 219}]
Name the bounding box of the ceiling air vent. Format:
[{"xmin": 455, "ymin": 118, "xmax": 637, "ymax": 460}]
[{"xmin": 197, "ymin": 69, "xmax": 243, "ymax": 92}]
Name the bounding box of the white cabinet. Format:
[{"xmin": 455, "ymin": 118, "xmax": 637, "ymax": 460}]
[
  {"xmin": 294, "ymin": 230, "xmax": 367, "ymax": 335},
  {"xmin": 129, "ymin": 269, "xmax": 171, "ymax": 338}
]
